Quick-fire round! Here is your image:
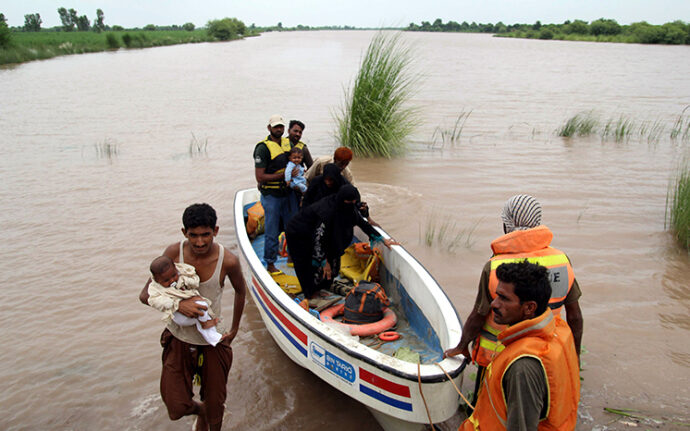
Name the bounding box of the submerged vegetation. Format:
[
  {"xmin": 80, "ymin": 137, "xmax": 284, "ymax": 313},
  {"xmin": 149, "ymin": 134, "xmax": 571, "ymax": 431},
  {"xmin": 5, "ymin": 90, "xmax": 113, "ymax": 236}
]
[
  {"xmin": 406, "ymin": 18, "xmax": 690, "ymax": 45},
  {"xmin": 188, "ymin": 133, "xmax": 209, "ymax": 157},
  {"xmin": 94, "ymin": 139, "xmax": 119, "ymax": 160},
  {"xmin": 667, "ymin": 165, "xmax": 690, "ymax": 250},
  {"xmin": 557, "ymin": 109, "xmax": 690, "ymax": 144},
  {"xmin": 420, "ymin": 212, "xmax": 480, "ymax": 252},
  {"xmin": 431, "ymin": 110, "xmax": 472, "ymax": 148},
  {"xmin": 601, "ymin": 116, "xmax": 635, "ymax": 143},
  {"xmin": 557, "ymin": 111, "xmax": 599, "ymax": 137},
  {"xmin": 671, "ymin": 106, "xmax": 690, "ymax": 142},
  {"xmin": 336, "ymin": 32, "xmax": 421, "ymax": 158}
]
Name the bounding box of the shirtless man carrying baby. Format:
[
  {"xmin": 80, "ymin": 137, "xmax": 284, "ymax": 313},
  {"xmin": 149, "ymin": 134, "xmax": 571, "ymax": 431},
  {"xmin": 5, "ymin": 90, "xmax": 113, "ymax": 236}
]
[{"xmin": 139, "ymin": 203, "xmax": 246, "ymax": 431}]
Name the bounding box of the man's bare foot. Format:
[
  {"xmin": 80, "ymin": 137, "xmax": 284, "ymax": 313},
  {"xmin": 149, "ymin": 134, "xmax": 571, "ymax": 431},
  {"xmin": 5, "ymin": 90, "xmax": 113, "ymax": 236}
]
[{"xmin": 267, "ymin": 263, "xmax": 279, "ymax": 274}]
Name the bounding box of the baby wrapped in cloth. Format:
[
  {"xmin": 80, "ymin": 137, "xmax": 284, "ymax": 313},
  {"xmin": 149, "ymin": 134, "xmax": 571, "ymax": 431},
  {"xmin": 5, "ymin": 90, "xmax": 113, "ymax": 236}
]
[{"xmin": 147, "ymin": 262, "xmax": 222, "ymax": 346}]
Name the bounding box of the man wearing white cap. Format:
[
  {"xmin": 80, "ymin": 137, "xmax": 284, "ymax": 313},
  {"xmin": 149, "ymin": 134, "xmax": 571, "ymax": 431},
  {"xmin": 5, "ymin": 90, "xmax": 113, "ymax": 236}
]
[
  {"xmin": 444, "ymin": 194, "xmax": 583, "ymax": 410},
  {"xmin": 253, "ymin": 115, "xmax": 299, "ymax": 274}
]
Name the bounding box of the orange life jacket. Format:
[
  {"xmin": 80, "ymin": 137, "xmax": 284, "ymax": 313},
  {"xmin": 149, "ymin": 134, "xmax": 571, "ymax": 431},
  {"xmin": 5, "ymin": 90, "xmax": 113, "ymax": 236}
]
[
  {"xmin": 473, "ymin": 226, "xmax": 575, "ymax": 367},
  {"xmin": 461, "ymin": 311, "xmax": 580, "ymax": 431}
]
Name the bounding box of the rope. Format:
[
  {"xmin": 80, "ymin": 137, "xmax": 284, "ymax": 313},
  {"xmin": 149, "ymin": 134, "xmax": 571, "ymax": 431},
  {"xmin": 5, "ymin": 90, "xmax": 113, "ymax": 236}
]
[
  {"xmin": 435, "ymin": 361, "xmax": 474, "ymax": 411},
  {"xmin": 417, "ymin": 360, "xmax": 436, "ymax": 431}
]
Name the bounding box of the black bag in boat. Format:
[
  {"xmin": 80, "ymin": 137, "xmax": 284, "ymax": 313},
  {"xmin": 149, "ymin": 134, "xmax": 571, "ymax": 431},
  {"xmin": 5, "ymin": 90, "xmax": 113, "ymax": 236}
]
[{"xmin": 343, "ymin": 281, "xmax": 390, "ymax": 324}]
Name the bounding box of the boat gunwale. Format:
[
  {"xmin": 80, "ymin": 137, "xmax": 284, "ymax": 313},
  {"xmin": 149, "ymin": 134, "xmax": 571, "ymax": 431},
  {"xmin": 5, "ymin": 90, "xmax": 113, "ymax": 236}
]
[{"xmin": 233, "ymin": 188, "xmax": 467, "ymax": 383}]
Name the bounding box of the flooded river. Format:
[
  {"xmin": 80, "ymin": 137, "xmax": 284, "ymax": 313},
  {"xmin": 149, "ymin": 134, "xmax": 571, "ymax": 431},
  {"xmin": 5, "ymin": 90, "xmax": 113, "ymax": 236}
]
[{"xmin": 1, "ymin": 31, "xmax": 688, "ymax": 430}]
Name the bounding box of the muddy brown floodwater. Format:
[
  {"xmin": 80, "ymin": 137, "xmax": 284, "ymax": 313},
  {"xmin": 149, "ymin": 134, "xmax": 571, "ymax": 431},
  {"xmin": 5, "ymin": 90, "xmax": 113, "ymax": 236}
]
[{"xmin": 0, "ymin": 31, "xmax": 688, "ymax": 430}]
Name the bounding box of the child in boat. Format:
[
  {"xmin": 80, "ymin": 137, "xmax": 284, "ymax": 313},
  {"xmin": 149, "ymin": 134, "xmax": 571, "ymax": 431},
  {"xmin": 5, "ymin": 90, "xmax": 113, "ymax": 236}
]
[
  {"xmin": 285, "ymin": 147, "xmax": 308, "ymax": 193},
  {"xmin": 147, "ymin": 255, "xmax": 222, "ymax": 346}
]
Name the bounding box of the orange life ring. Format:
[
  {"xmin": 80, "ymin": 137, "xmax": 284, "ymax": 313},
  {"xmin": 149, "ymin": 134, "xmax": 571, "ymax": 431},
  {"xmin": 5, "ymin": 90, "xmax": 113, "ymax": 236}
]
[
  {"xmin": 378, "ymin": 331, "xmax": 400, "ymax": 342},
  {"xmin": 320, "ymin": 302, "xmax": 397, "ymax": 337}
]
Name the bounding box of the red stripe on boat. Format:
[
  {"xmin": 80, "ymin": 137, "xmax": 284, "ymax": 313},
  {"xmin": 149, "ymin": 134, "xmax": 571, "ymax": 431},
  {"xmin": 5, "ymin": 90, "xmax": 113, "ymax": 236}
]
[
  {"xmin": 253, "ymin": 277, "xmax": 308, "ymax": 345},
  {"xmin": 359, "ymin": 368, "xmax": 411, "ymax": 398}
]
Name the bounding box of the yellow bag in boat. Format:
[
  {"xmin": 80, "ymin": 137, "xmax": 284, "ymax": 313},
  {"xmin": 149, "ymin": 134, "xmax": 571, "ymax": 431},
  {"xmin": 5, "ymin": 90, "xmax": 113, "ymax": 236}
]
[
  {"xmin": 340, "ymin": 243, "xmax": 381, "ymax": 284},
  {"xmin": 246, "ymin": 201, "xmax": 264, "ymax": 238},
  {"xmin": 271, "ymin": 272, "xmax": 301, "ymax": 294}
]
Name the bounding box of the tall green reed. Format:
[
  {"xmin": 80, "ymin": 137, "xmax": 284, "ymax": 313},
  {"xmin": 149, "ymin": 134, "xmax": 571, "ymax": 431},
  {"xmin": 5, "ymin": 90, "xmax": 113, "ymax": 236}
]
[
  {"xmin": 336, "ymin": 31, "xmax": 421, "ymax": 158},
  {"xmin": 666, "ymin": 165, "xmax": 690, "ymax": 250}
]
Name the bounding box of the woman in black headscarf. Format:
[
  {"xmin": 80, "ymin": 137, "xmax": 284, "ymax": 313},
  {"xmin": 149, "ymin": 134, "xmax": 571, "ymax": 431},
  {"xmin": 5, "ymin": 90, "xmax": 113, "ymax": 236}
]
[
  {"xmin": 286, "ymin": 184, "xmax": 396, "ymax": 299},
  {"xmin": 301, "ymin": 163, "xmax": 347, "ymax": 208}
]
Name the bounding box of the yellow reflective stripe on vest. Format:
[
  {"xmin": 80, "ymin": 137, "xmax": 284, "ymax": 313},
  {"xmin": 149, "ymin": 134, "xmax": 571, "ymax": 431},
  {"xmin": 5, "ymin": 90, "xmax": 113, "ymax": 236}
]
[
  {"xmin": 478, "ymin": 337, "xmax": 505, "ymax": 354},
  {"xmin": 490, "ymin": 253, "xmax": 570, "ymax": 270},
  {"xmin": 261, "ymin": 138, "xmax": 291, "ymax": 190}
]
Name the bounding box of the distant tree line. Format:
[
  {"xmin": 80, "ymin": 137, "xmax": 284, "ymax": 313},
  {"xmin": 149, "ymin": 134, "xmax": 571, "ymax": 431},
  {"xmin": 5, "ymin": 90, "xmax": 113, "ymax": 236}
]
[
  {"xmin": 0, "ymin": 7, "xmax": 203, "ymax": 35},
  {"xmin": 255, "ymin": 23, "xmax": 359, "ymax": 32},
  {"xmin": 407, "ymin": 18, "xmax": 690, "ymax": 45},
  {"xmin": 408, "ymin": 19, "xmax": 505, "ymax": 34}
]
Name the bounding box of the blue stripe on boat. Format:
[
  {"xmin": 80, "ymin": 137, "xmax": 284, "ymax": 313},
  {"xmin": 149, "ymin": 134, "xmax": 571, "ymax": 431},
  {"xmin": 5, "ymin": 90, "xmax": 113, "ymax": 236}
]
[
  {"xmin": 359, "ymin": 384, "xmax": 413, "ymax": 411},
  {"xmin": 251, "ymin": 284, "xmax": 308, "ymax": 357}
]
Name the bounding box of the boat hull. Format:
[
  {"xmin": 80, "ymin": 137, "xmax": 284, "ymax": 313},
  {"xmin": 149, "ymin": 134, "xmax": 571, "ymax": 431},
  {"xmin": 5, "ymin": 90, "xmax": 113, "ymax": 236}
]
[{"xmin": 234, "ymin": 189, "xmax": 466, "ymax": 429}]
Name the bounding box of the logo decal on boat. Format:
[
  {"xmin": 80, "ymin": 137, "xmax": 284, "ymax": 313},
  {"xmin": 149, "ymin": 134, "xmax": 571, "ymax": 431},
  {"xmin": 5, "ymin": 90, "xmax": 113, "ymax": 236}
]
[{"xmin": 310, "ymin": 341, "xmax": 356, "ymax": 384}]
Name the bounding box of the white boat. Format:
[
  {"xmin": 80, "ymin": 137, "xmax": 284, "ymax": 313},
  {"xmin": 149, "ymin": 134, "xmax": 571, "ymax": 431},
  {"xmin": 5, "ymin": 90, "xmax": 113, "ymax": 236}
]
[{"xmin": 233, "ymin": 188, "xmax": 466, "ymax": 431}]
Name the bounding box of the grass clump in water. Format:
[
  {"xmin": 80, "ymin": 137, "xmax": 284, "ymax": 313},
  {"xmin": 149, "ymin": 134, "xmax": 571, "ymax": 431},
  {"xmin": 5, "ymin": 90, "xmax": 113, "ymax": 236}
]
[
  {"xmin": 638, "ymin": 119, "xmax": 665, "ymax": 145},
  {"xmin": 188, "ymin": 133, "xmax": 208, "ymax": 157},
  {"xmin": 431, "ymin": 110, "xmax": 472, "ymax": 148},
  {"xmin": 670, "ymin": 106, "xmax": 690, "ymax": 142},
  {"xmin": 601, "ymin": 115, "xmax": 635, "ymax": 143},
  {"xmin": 557, "ymin": 111, "xmax": 598, "ymax": 137},
  {"xmin": 666, "ymin": 165, "xmax": 690, "ymax": 250},
  {"xmin": 336, "ymin": 31, "xmax": 421, "ymax": 158},
  {"xmin": 94, "ymin": 139, "xmax": 119, "ymax": 160},
  {"xmin": 420, "ymin": 212, "xmax": 480, "ymax": 252}
]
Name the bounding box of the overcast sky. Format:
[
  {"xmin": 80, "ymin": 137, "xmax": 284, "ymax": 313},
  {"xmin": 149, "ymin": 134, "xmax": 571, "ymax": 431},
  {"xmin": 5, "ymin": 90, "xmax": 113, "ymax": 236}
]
[{"xmin": 2, "ymin": 0, "xmax": 689, "ymax": 29}]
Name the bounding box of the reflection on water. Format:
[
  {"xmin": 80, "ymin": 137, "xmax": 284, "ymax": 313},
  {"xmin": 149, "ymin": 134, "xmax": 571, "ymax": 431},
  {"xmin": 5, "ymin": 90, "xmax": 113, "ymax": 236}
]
[{"xmin": 1, "ymin": 31, "xmax": 689, "ymax": 430}]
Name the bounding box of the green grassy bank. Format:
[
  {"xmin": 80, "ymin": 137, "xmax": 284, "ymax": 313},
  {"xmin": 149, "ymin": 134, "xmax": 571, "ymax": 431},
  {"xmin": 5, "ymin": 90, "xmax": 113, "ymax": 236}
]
[{"xmin": 0, "ymin": 30, "xmax": 217, "ymax": 65}]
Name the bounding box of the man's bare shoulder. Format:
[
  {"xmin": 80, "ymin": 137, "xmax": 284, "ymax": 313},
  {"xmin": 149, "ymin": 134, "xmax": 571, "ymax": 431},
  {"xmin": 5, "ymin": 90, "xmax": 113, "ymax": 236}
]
[
  {"xmin": 162, "ymin": 242, "xmax": 181, "ymax": 261},
  {"xmin": 222, "ymin": 247, "xmax": 241, "ymax": 270}
]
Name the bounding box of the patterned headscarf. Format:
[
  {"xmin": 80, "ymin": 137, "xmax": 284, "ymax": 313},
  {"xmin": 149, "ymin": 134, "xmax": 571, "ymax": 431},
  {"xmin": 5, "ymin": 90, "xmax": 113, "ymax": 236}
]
[{"xmin": 501, "ymin": 194, "xmax": 542, "ymax": 233}]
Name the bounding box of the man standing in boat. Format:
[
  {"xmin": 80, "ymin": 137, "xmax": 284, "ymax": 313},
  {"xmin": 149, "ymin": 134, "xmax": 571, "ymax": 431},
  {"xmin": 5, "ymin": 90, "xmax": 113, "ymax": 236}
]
[
  {"xmin": 139, "ymin": 203, "xmax": 246, "ymax": 431},
  {"xmin": 458, "ymin": 260, "xmax": 580, "ymax": 430},
  {"xmin": 445, "ymin": 194, "xmax": 583, "ymax": 407},
  {"xmin": 253, "ymin": 114, "xmax": 299, "ymax": 274},
  {"xmin": 287, "ymin": 119, "xmax": 314, "ymax": 169}
]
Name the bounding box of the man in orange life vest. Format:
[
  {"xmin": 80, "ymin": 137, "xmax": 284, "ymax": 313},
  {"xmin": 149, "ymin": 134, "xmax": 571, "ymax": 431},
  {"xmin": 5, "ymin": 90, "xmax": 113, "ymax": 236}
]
[
  {"xmin": 459, "ymin": 260, "xmax": 580, "ymax": 430},
  {"xmin": 445, "ymin": 195, "xmax": 583, "ymax": 408}
]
